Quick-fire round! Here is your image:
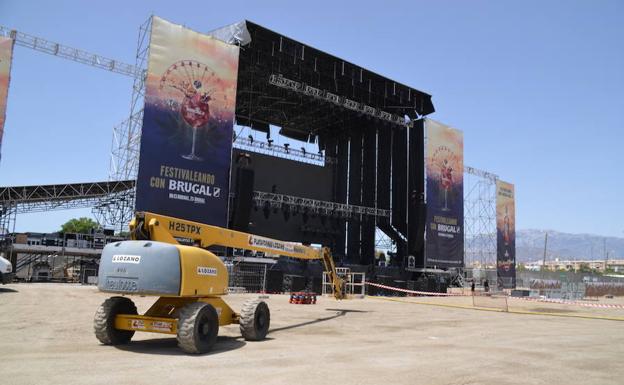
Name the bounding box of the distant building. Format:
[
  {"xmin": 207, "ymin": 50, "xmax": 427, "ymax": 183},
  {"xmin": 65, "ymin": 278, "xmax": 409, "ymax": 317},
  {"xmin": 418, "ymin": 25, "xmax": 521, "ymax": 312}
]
[
  {"xmin": 524, "ymin": 259, "xmax": 624, "ymax": 273},
  {"xmin": 2, "ymin": 230, "xmax": 125, "ymax": 282}
]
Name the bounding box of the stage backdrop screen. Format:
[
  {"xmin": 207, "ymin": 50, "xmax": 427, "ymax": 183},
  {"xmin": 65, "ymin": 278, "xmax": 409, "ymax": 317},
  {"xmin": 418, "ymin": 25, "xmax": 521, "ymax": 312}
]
[
  {"xmin": 425, "ymin": 119, "xmax": 464, "ymax": 268},
  {"xmin": 0, "ymin": 36, "xmax": 15, "ymax": 163},
  {"xmin": 496, "ymin": 180, "xmax": 516, "ymax": 288},
  {"xmin": 231, "ymin": 149, "xmax": 335, "ymax": 244},
  {"xmin": 135, "ymin": 16, "xmax": 240, "ymax": 226}
]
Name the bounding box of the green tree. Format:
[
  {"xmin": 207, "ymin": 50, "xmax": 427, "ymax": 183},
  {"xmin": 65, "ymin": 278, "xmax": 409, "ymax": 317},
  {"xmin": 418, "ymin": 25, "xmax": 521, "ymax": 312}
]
[
  {"xmin": 604, "ymin": 267, "xmax": 617, "ymax": 275},
  {"xmin": 577, "ymin": 262, "xmax": 592, "ymax": 273},
  {"xmin": 60, "ymin": 217, "xmax": 100, "ymax": 234}
]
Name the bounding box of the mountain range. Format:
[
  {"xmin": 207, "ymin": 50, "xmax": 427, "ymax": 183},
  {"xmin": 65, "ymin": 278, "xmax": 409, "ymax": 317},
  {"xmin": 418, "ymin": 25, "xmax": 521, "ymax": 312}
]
[
  {"xmin": 515, "ymin": 229, "xmax": 624, "ymax": 263},
  {"xmin": 466, "ymin": 229, "xmax": 624, "ymax": 263}
]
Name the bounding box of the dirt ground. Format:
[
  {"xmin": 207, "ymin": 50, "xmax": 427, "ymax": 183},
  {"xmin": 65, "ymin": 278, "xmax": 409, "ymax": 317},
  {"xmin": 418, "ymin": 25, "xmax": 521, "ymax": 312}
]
[{"xmin": 1, "ymin": 283, "xmax": 623, "ymax": 385}]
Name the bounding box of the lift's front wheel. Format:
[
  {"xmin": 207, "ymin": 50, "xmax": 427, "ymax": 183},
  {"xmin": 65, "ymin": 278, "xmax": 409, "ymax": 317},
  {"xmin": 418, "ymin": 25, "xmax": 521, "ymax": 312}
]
[
  {"xmin": 94, "ymin": 296, "xmax": 137, "ymax": 345},
  {"xmin": 177, "ymin": 302, "xmax": 219, "ymax": 354},
  {"xmin": 240, "ymin": 298, "xmax": 270, "ymax": 341}
]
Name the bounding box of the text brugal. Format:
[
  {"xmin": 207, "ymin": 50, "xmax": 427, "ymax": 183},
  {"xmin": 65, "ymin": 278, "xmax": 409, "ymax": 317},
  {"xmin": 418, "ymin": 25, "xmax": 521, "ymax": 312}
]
[
  {"xmin": 437, "ymin": 224, "xmax": 461, "ymax": 234},
  {"xmin": 168, "ymin": 179, "xmax": 221, "ymax": 198}
]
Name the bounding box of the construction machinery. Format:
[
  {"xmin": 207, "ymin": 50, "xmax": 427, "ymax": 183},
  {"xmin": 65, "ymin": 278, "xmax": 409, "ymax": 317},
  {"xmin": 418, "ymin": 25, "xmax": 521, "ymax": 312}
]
[{"xmin": 94, "ymin": 211, "xmax": 345, "ymax": 353}]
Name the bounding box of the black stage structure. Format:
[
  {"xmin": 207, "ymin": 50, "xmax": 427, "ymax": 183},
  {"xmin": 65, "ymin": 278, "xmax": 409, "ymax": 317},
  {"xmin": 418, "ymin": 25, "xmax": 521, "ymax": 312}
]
[{"xmin": 211, "ymin": 21, "xmax": 437, "ymax": 284}]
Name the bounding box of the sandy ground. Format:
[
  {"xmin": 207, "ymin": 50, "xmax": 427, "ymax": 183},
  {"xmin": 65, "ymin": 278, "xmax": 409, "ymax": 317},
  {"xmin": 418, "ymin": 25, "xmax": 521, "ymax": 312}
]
[{"xmin": 1, "ymin": 283, "xmax": 623, "ymax": 385}]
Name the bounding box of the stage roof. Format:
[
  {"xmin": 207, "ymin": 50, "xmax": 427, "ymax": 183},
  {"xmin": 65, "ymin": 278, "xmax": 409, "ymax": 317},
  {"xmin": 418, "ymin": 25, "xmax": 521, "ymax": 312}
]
[{"xmin": 209, "ymin": 21, "xmax": 435, "ymax": 144}]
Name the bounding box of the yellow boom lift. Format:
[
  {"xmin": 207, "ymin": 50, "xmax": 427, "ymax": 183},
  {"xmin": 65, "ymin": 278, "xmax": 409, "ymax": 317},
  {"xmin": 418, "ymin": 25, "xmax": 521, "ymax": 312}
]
[{"xmin": 94, "ymin": 211, "xmax": 345, "ymax": 353}]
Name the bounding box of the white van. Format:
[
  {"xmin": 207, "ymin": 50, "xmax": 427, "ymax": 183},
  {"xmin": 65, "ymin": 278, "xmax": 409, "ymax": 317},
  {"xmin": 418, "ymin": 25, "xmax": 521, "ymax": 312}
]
[{"xmin": 0, "ymin": 256, "xmax": 14, "ymax": 284}]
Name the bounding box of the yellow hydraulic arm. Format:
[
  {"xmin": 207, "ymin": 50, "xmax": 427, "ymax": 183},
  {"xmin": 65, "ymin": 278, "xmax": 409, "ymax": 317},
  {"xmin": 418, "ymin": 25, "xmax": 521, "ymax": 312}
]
[{"xmin": 129, "ymin": 211, "xmax": 345, "ymax": 299}]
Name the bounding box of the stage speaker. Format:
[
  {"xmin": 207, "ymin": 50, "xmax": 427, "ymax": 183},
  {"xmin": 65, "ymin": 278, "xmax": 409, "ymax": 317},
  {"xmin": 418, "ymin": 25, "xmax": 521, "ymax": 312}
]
[
  {"xmin": 311, "ymin": 276, "xmax": 323, "ymax": 294},
  {"xmin": 231, "ymin": 167, "xmax": 254, "ymax": 231},
  {"xmin": 283, "ymin": 274, "xmax": 306, "ymax": 292},
  {"xmin": 392, "ymin": 128, "xmax": 408, "ymax": 237},
  {"xmin": 408, "ymin": 119, "xmax": 425, "ymax": 266},
  {"xmin": 266, "ymin": 270, "xmax": 284, "ymax": 293}
]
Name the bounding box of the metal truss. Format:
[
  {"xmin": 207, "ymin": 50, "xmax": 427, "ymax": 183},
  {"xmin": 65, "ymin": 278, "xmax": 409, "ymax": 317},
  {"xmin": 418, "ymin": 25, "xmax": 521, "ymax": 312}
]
[
  {"xmin": 0, "ymin": 180, "xmax": 135, "ymax": 203},
  {"xmin": 375, "ymin": 228, "xmax": 395, "ymax": 252},
  {"xmin": 233, "ymin": 135, "xmax": 335, "ymax": 165},
  {"xmin": 0, "ymin": 205, "xmax": 16, "ymax": 236},
  {"xmin": 14, "ymin": 197, "xmax": 105, "ymax": 214},
  {"xmin": 91, "ymin": 189, "xmax": 135, "ymax": 232},
  {"xmin": 109, "ymin": 16, "xmax": 151, "ymax": 181},
  {"xmin": 252, "ymin": 191, "xmax": 390, "ymax": 218},
  {"xmin": 109, "ymin": 110, "xmax": 143, "ymax": 180},
  {"xmin": 268, "ymin": 73, "xmax": 414, "ymax": 128},
  {"xmin": 0, "ymin": 180, "xmax": 135, "ymax": 234},
  {"xmin": 101, "ymin": 17, "xmax": 152, "ymax": 230},
  {"xmin": 464, "ymin": 166, "xmax": 498, "ymax": 183},
  {"xmin": 463, "ymin": 168, "xmax": 499, "ymax": 267},
  {"xmin": 0, "ymin": 25, "xmax": 140, "ymax": 78}
]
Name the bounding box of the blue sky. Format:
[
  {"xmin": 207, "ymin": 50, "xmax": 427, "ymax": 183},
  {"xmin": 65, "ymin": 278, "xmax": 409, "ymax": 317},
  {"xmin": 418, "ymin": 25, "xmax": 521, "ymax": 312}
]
[{"xmin": 0, "ymin": 0, "xmax": 622, "ymax": 237}]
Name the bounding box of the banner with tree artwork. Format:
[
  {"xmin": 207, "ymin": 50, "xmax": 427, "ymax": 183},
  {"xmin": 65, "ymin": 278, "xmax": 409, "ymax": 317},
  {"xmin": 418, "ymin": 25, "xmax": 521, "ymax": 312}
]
[
  {"xmin": 424, "ymin": 119, "xmax": 464, "ymax": 268},
  {"xmin": 496, "ymin": 180, "xmax": 516, "ymax": 288},
  {"xmin": 135, "ymin": 16, "xmax": 239, "ymax": 226}
]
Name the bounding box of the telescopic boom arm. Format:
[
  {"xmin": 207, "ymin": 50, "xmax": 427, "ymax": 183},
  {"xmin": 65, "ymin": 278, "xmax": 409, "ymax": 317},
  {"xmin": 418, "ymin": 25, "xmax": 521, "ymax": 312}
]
[{"xmin": 129, "ymin": 212, "xmax": 345, "ymax": 299}]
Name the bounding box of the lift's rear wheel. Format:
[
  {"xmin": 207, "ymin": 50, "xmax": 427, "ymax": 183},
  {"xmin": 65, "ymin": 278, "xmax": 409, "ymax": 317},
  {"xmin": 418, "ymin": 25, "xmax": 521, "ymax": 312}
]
[
  {"xmin": 94, "ymin": 296, "xmax": 138, "ymax": 345},
  {"xmin": 240, "ymin": 298, "xmax": 270, "ymax": 341},
  {"xmin": 177, "ymin": 302, "xmax": 219, "ymax": 354}
]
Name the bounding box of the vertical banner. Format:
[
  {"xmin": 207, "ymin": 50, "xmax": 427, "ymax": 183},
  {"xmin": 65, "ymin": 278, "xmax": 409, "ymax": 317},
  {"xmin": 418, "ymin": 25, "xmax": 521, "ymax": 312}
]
[
  {"xmin": 424, "ymin": 119, "xmax": 464, "ymax": 268},
  {"xmin": 496, "ymin": 181, "xmax": 516, "ymax": 288},
  {"xmin": 135, "ymin": 17, "xmax": 240, "ymax": 226},
  {"xmin": 0, "ymin": 36, "xmax": 15, "ymax": 163}
]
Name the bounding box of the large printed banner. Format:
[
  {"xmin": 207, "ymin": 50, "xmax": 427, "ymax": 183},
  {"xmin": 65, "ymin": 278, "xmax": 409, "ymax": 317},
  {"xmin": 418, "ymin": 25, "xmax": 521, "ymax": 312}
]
[
  {"xmin": 425, "ymin": 120, "xmax": 464, "ymax": 268},
  {"xmin": 135, "ymin": 16, "xmax": 240, "ymax": 226},
  {"xmin": 496, "ymin": 180, "xmax": 516, "ymax": 288},
  {"xmin": 0, "ymin": 36, "xmax": 15, "ymax": 163}
]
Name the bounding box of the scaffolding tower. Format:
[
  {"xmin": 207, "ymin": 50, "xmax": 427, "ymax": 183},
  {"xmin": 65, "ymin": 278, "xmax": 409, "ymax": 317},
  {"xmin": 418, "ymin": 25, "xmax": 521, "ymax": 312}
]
[
  {"xmin": 97, "ymin": 17, "xmax": 152, "ymax": 230},
  {"xmin": 463, "ymin": 166, "xmax": 498, "ymax": 267}
]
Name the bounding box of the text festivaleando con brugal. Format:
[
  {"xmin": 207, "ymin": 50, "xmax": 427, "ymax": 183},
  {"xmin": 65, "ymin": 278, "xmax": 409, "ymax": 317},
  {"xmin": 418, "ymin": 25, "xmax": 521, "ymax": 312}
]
[{"xmin": 149, "ymin": 165, "xmax": 221, "ymax": 204}]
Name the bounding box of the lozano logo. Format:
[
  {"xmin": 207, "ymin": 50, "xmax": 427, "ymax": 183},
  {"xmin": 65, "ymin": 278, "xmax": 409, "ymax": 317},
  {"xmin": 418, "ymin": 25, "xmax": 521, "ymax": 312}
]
[
  {"xmin": 111, "ymin": 255, "xmax": 141, "ymax": 264},
  {"xmin": 197, "ymin": 266, "xmax": 218, "ymax": 276}
]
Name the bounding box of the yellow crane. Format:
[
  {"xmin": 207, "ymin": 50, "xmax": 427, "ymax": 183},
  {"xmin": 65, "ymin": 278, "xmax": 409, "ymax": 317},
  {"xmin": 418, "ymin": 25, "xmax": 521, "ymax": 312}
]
[{"xmin": 94, "ymin": 211, "xmax": 345, "ymax": 353}]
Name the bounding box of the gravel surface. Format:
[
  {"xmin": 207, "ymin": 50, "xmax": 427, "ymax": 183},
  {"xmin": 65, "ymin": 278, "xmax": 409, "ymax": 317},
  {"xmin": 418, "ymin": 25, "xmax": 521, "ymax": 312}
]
[{"xmin": 1, "ymin": 283, "xmax": 623, "ymax": 385}]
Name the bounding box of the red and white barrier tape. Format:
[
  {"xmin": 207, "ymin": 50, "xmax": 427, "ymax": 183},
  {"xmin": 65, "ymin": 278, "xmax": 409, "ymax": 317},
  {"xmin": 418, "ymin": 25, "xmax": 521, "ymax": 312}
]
[
  {"xmin": 514, "ymin": 296, "xmax": 624, "ymax": 309},
  {"xmin": 365, "ymin": 282, "xmax": 465, "ymax": 297},
  {"xmin": 365, "ymin": 282, "xmax": 624, "ymax": 308}
]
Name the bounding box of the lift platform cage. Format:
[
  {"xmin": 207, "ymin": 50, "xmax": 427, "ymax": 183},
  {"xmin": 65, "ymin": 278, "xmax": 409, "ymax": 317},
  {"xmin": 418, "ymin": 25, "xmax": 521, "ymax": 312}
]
[{"xmin": 322, "ymin": 267, "xmax": 366, "ymax": 298}]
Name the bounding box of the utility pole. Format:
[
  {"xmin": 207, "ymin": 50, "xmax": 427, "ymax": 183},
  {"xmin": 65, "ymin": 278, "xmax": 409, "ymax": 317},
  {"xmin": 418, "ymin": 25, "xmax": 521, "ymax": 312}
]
[
  {"xmin": 541, "ymin": 232, "xmax": 548, "ymax": 279},
  {"xmin": 604, "ymin": 238, "xmax": 607, "ymax": 273}
]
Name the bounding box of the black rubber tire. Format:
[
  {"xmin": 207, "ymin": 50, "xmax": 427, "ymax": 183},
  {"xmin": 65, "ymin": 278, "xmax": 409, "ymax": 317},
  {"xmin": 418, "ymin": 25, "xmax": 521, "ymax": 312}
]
[
  {"xmin": 177, "ymin": 302, "xmax": 219, "ymax": 354},
  {"xmin": 94, "ymin": 296, "xmax": 137, "ymax": 345},
  {"xmin": 239, "ymin": 298, "xmax": 270, "ymax": 341}
]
